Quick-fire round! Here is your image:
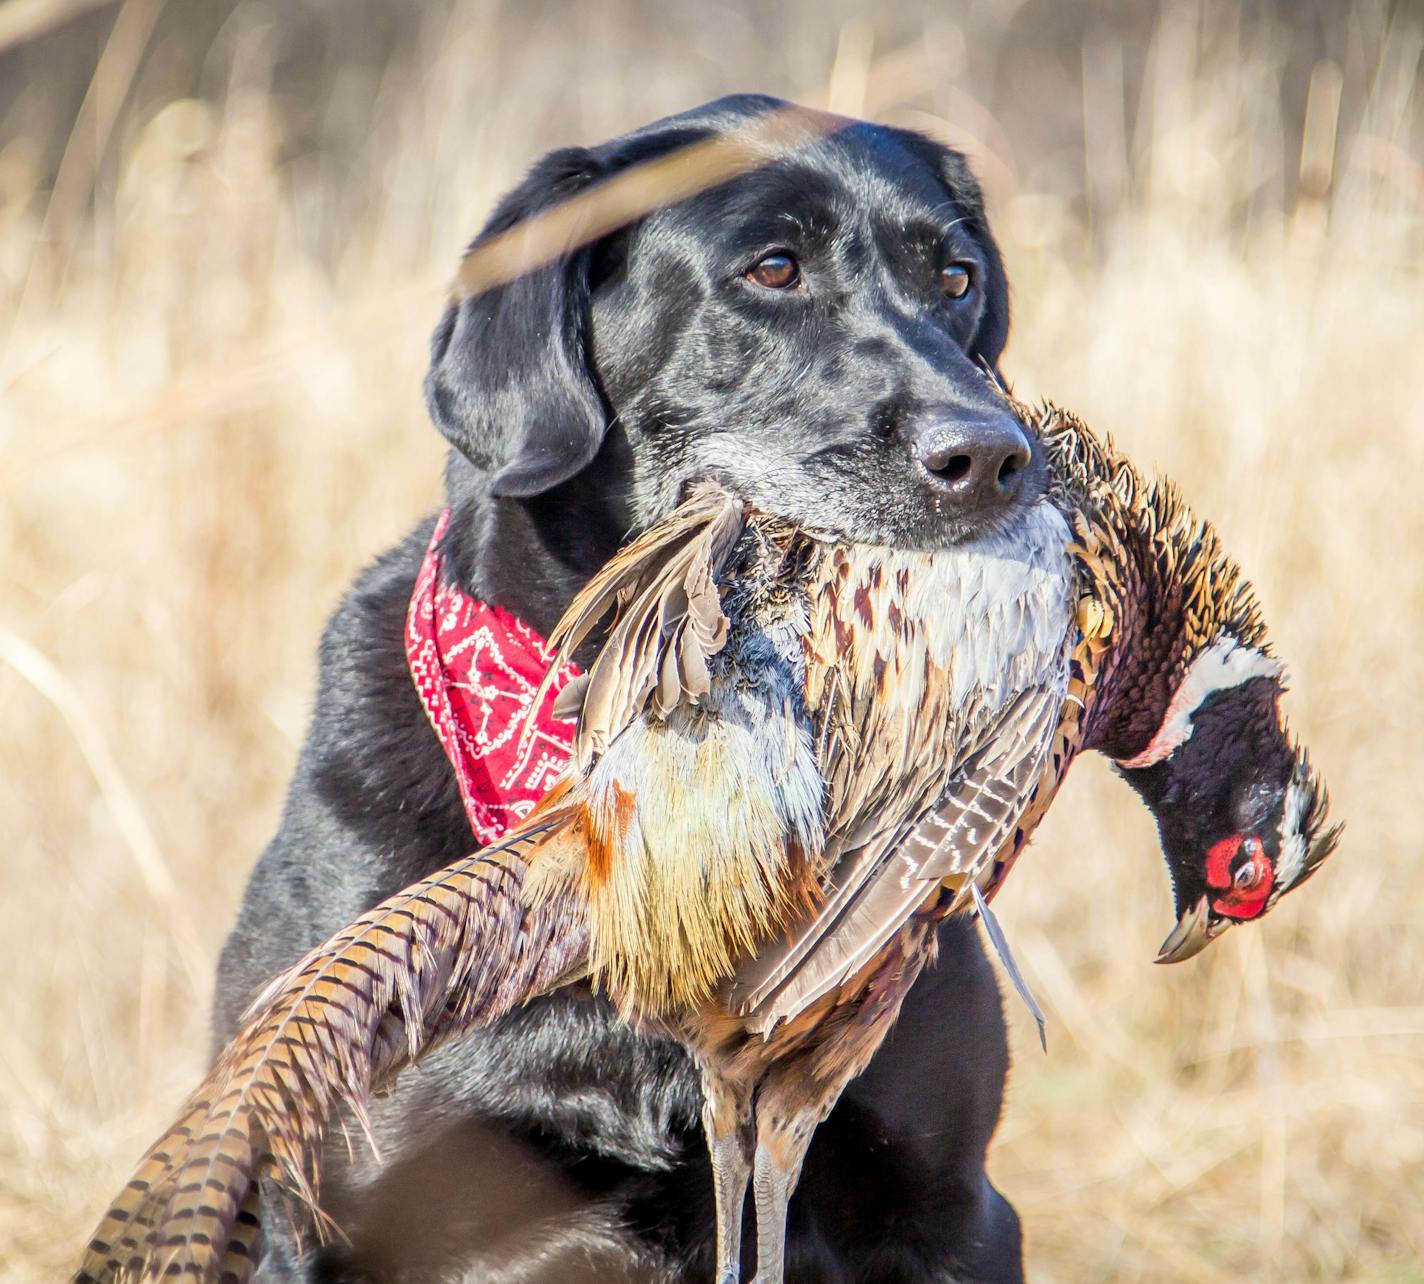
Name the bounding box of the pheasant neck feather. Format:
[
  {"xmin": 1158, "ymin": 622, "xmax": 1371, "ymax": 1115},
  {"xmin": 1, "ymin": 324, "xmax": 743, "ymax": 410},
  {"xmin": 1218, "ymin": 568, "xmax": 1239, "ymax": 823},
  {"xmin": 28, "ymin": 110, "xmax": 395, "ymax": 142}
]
[{"xmin": 1036, "ymin": 407, "xmax": 1271, "ymax": 764}]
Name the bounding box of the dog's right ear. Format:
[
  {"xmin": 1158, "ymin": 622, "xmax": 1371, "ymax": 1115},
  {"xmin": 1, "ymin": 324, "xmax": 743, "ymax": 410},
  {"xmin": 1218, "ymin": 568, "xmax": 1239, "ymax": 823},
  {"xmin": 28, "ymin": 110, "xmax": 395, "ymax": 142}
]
[{"xmin": 425, "ymin": 147, "xmax": 611, "ymax": 499}]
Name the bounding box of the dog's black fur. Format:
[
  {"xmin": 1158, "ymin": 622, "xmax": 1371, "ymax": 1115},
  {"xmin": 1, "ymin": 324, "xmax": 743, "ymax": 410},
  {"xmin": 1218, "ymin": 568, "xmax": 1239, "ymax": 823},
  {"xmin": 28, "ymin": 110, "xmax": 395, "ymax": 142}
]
[{"xmin": 217, "ymin": 96, "xmax": 1030, "ymax": 1283}]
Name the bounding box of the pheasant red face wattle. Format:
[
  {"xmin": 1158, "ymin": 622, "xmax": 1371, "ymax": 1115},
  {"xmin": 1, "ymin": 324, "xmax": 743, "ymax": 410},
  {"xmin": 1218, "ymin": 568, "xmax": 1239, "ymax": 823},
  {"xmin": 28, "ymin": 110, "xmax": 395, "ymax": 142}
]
[
  {"xmin": 1207, "ymin": 833, "xmax": 1274, "ymax": 920},
  {"xmin": 1153, "ymin": 833, "xmax": 1278, "ymax": 962}
]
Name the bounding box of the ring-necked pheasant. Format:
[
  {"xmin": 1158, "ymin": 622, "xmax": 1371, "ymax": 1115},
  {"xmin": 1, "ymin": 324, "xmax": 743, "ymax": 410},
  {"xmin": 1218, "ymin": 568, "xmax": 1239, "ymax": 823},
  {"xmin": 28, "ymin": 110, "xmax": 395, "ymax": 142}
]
[{"xmin": 76, "ymin": 402, "xmax": 1340, "ymax": 1284}]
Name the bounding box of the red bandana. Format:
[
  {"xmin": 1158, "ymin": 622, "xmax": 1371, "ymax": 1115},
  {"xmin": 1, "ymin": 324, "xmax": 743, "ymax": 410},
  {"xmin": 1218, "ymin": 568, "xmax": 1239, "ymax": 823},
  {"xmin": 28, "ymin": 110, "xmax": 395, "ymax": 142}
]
[{"xmin": 405, "ymin": 508, "xmax": 582, "ymax": 844}]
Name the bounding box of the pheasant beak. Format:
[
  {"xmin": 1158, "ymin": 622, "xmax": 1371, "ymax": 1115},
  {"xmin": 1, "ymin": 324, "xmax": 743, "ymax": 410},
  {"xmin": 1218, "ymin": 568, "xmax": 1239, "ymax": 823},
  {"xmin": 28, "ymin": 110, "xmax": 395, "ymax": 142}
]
[{"xmin": 1154, "ymin": 895, "xmax": 1229, "ymax": 964}]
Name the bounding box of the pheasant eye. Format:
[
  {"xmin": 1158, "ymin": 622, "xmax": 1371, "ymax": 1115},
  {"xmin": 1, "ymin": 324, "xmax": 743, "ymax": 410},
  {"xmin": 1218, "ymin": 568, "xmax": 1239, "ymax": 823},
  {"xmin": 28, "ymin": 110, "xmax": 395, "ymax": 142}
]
[
  {"xmin": 939, "ymin": 263, "xmax": 973, "ymax": 299},
  {"xmin": 746, "ymin": 253, "xmax": 799, "ymax": 290},
  {"xmin": 1232, "ymin": 838, "xmax": 1270, "ymax": 891}
]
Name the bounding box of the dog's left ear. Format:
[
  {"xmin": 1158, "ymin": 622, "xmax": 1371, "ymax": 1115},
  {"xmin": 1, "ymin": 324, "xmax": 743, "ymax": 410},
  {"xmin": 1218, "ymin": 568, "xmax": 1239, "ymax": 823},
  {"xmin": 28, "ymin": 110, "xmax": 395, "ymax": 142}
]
[
  {"xmin": 425, "ymin": 147, "xmax": 611, "ymax": 499},
  {"xmin": 890, "ymin": 131, "xmax": 1011, "ymax": 373},
  {"xmin": 944, "ymin": 153, "xmax": 1010, "ymax": 373}
]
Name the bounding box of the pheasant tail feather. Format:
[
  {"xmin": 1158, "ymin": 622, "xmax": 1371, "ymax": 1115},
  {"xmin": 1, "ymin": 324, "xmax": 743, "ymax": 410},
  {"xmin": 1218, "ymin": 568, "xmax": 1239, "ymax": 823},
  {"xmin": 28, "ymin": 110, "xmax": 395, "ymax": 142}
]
[{"xmin": 75, "ymin": 819, "xmax": 591, "ymax": 1284}]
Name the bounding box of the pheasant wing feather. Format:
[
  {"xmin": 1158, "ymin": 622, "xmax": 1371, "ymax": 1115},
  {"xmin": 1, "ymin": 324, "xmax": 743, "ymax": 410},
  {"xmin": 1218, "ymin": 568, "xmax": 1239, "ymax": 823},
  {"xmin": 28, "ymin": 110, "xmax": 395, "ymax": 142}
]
[
  {"xmin": 902, "ymin": 685, "xmax": 1061, "ymax": 883},
  {"xmin": 732, "ymin": 684, "xmax": 1064, "ymax": 1031},
  {"xmin": 540, "ymin": 485, "xmax": 744, "ymax": 767}
]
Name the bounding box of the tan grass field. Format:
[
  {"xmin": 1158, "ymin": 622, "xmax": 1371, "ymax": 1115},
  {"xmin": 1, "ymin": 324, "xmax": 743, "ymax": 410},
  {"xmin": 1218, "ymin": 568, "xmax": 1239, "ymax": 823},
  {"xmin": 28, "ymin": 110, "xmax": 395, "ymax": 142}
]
[{"xmin": 2, "ymin": 2, "xmax": 1422, "ymax": 1279}]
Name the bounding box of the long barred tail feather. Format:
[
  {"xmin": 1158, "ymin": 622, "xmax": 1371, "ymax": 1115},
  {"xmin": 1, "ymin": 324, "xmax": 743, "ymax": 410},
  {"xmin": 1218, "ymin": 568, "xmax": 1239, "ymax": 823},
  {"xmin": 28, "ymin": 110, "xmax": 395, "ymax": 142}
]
[{"xmin": 75, "ymin": 818, "xmax": 590, "ymax": 1284}]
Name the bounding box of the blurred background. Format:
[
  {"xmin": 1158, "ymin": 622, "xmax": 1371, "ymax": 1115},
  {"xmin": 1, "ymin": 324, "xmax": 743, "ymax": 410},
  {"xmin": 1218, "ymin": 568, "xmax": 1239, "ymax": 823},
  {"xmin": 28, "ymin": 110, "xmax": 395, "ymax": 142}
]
[{"xmin": 2, "ymin": 0, "xmax": 1421, "ymax": 1279}]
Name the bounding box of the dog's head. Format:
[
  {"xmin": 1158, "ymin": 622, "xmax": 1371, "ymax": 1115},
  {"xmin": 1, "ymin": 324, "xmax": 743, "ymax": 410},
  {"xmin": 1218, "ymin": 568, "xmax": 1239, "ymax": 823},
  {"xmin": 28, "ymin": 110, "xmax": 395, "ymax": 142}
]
[{"xmin": 426, "ymin": 95, "xmax": 1040, "ymax": 551}]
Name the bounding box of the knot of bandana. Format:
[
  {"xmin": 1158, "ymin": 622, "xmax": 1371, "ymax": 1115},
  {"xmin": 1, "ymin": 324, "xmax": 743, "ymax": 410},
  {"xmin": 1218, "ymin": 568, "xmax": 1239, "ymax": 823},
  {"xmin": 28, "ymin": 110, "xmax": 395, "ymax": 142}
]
[{"xmin": 405, "ymin": 508, "xmax": 581, "ymax": 844}]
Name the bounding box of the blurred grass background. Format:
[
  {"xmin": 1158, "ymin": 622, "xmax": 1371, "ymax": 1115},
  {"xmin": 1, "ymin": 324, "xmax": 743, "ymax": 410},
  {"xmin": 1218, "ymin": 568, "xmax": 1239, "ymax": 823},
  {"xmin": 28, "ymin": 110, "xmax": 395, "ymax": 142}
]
[{"xmin": 2, "ymin": 0, "xmax": 1422, "ymax": 1279}]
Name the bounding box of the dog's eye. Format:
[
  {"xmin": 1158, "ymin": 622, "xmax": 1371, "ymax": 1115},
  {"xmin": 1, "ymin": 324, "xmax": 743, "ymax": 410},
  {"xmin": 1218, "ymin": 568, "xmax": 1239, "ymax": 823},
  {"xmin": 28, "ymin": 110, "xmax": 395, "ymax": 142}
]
[
  {"xmin": 746, "ymin": 253, "xmax": 800, "ymax": 290},
  {"xmin": 939, "ymin": 263, "xmax": 973, "ymax": 299}
]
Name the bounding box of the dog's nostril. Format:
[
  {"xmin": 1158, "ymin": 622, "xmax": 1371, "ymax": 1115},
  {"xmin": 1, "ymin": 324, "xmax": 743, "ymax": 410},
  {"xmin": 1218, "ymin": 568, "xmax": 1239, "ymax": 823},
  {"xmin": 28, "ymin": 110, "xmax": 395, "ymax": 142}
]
[
  {"xmin": 996, "ymin": 448, "xmax": 1029, "ymax": 489},
  {"xmin": 938, "ymin": 455, "xmax": 973, "ymax": 484}
]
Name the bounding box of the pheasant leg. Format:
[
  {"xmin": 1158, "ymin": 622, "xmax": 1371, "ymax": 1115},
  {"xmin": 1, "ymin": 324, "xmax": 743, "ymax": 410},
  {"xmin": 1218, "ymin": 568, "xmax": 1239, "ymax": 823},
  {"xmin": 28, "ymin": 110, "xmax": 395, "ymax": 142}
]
[
  {"xmin": 748, "ymin": 1038, "xmax": 888, "ymax": 1284},
  {"xmin": 700, "ymin": 1071, "xmax": 754, "ymax": 1284},
  {"xmin": 749, "ymin": 1116, "xmax": 817, "ymax": 1284}
]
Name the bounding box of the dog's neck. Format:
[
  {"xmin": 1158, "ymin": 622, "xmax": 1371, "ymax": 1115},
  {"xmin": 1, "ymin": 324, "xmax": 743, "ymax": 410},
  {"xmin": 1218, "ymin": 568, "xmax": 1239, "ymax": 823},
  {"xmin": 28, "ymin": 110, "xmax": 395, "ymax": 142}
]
[{"xmin": 442, "ymin": 444, "xmax": 633, "ymax": 642}]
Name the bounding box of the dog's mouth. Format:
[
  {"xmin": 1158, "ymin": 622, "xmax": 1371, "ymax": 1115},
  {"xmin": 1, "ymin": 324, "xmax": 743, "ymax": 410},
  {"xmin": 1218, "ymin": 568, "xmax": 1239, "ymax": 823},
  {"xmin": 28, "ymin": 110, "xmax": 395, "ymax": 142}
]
[
  {"xmin": 919, "ymin": 466, "xmax": 1048, "ymax": 542},
  {"xmin": 872, "ymin": 448, "xmax": 1052, "ymax": 552},
  {"xmin": 674, "ymin": 465, "xmax": 1047, "ymax": 555}
]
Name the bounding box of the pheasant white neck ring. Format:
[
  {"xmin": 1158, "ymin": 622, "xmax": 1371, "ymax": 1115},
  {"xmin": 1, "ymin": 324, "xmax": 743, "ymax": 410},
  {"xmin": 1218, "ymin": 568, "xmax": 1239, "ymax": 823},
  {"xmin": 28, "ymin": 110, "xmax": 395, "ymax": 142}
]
[{"xmin": 1116, "ymin": 638, "xmax": 1284, "ymax": 770}]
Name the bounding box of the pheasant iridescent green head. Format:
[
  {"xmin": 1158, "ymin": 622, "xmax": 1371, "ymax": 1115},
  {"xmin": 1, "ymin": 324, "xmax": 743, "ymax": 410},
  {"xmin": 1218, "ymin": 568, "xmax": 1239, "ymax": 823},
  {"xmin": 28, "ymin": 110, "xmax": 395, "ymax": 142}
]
[{"xmin": 1038, "ymin": 406, "xmax": 1343, "ymax": 963}]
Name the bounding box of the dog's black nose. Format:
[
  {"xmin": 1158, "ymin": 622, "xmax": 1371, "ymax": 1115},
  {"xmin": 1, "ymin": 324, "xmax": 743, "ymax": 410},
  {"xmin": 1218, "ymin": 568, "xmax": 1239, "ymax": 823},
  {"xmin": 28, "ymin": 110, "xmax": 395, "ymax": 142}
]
[{"xmin": 916, "ymin": 415, "xmax": 1033, "ymax": 510}]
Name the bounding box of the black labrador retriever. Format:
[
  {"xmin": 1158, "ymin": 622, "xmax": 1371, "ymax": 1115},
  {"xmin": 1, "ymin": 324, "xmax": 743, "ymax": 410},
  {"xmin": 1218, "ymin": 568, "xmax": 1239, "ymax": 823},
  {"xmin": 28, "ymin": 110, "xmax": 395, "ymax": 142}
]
[{"xmin": 216, "ymin": 95, "xmax": 1035, "ymax": 1283}]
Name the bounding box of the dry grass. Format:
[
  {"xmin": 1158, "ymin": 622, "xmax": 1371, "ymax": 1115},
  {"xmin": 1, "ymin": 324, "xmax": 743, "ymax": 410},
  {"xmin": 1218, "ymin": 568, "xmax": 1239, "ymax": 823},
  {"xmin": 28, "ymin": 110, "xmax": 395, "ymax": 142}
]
[{"xmin": 2, "ymin": 2, "xmax": 1422, "ymax": 1279}]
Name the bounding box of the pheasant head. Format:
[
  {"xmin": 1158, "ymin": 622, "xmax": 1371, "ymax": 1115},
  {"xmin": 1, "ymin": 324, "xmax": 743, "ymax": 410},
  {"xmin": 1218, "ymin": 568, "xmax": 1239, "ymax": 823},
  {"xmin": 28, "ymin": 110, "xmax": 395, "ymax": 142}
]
[{"xmin": 1039, "ymin": 406, "xmax": 1342, "ymax": 962}]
